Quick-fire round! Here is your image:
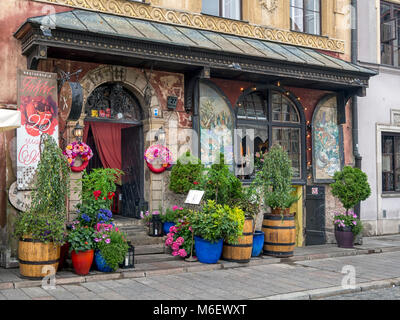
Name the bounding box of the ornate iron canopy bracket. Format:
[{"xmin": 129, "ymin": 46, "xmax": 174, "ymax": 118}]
[{"xmin": 27, "ymin": 45, "xmax": 47, "ymax": 70}]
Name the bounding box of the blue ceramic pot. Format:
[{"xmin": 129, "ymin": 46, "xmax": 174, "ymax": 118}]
[
  {"xmin": 252, "ymin": 231, "xmax": 265, "ymax": 257},
  {"xmin": 163, "ymin": 221, "xmax": 176, "ymax": 235},
  {"xmin": 94, "ymin": 250, "xmax": 113, "ymax": 272},
  {"xmin": 194, "ymin": 236, "xmax": 223, "ymax": 264}
]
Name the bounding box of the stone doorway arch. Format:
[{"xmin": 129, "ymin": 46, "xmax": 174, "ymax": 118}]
[{"xmin": 66, "ymin": 65, "xmax": 163, "ymax": 218}]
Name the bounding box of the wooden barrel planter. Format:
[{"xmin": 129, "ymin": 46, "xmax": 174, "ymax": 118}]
[
  {"xmin": 18, "ymin": 236, "xmax": 60, "ymax": 279},
  {"xmin": 262, "ymin": 209, "xmax": 296, "ymax": 258},
  {"xmin": 222, "ymin": 218, "xmax": 254, "ymax": 263}
]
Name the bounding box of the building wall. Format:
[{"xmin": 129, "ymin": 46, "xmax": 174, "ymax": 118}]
[{"xmin": 357, "ymin": 0, "xmax": 400, "ymax": 235}]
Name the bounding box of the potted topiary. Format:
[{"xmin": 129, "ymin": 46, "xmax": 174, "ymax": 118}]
[
  {"xmin": 330, "ymin": 166, "xmax": 371, "ymax": 248},
  {"xmin": 188, "ymin": 200, "xmax": 244, "ymax": 264},
  {"xmin": 14, "ymin": 134, "xmax": 70, "ymax": 278},
  {"xmin": 254, "ymin": 144, "xmax": 299, "ymax": 258}
]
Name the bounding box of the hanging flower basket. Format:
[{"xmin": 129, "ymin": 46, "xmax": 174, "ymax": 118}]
[
  {"xmin": 144, "ymin": 144, "xmax": 172, "ymax": 174},
  {"xmin": 63, "ymin": 141, "xmax": 93, "ymax": 172}
]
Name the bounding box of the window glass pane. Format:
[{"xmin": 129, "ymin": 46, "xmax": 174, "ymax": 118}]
[
  {"xmin": 291, "ymin": 0, "xmax": 303, "ymax": 8},
  {"xmin": 202, "ymin": 0, "xmax": 219, "ymax": 16},
  {"xmin": 235, "ymin": 124, "xmax": 268, "ymax": 179},
  {"xmin": 304, "ymin": 10, "xmax": 320, "ymax": 35},
  {"xmin": 395, "ymin": 137, "xmax": 400, "ymax": 191},
  {"xmin": 239, "ymin": 91, "xmax": 267, "ymax": 120},
  {"xmin": 272, "ymin": 127, "xmax": 301, "ymax": 178},
  {"xmin": 222, "ymin": 0, "xmax": 241, "ymax": 20},
  {"xmin": 200, "ymin": 82, "xmax": 234, "ymax": 168},
  {"xmin": 290, "ymin": 7, "xmax": 304, "ymax": 32},
  {"xmin": 304, "ymin": 0, "xmax": 319, "ymax": 12},
  {"xmin": 382, "ymin": 135, "xmax": 394, "ymax": 192},
  {"xmin": 381, "ymin": 43, "xmax": 393, "ymax": 65},
  {"xmin": 271, "ymin": 92, "xmax": 299, "ymax": 123}
]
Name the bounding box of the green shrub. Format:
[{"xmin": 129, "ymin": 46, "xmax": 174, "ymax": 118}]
[
  {"xmin": 201, "ymin": 153, "xmax": 243, "ymax": 206},
  {"xmin": 169, "ymin": 151, "xmax": 204, "ymax": 194},
  {"xmin": 253, "ymin": 144, "xmax": 298, "ymax": 213},
  {"xmin": 330, "ymin": 166, "xmax": 371, "ymax": 213},
  {"xmin": 188, "ymin": 200, "xmax": 244, "ymax": 244}
]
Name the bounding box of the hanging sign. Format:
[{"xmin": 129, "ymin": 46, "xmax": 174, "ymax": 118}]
[
  {"xmin": 58, "ymin": 81, "xmax": 83, "ymax": 121},
  {"xmin": 16, "ymin": 69, "xmax": 58, "ymax": 190}
]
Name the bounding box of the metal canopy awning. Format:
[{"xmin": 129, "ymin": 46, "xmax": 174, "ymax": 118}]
[{"xmin": 14, "ymin": 9, "xmax": 377, "ymax": 93}]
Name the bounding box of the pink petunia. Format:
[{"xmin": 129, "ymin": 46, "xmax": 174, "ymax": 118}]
[
  {"xmin": 105, "ymin": 238, "xmax": 111, "ymax": 244},
  {"xmin": 178, "ymin": 249, "xmax": 187, "ymax": 257},
  {"xmin": 172, "ymin": 205, "xmax": 179, "ymax": 211}
]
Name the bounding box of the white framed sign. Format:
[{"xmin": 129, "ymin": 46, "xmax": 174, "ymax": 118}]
[{"xmin": 184, "ymin": 190, "xmax": 205, "ymax": 205}]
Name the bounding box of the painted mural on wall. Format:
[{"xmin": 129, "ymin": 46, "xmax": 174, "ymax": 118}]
[
  {"xmin": 313, "ymin": 95, "xmax": 341, "ymax": 181},
  {"xmin": 199, "ymin": 82, "xmax": 233, "ymax": 167},
  {"xmin": 16, "ymin": 70, "xmax": 58, "ymax": 190}
]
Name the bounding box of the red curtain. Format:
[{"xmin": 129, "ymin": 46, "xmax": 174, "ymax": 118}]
[{"xmin": 83, "ymin": 121, "xmax": 131, "ymax": 170}]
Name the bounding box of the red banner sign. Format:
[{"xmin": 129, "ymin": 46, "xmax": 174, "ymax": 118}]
[{"xmin": 17, "ymin": 70, "xmax": 58, "ymax": 190}]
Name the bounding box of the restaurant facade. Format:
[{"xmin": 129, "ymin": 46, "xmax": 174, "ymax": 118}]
[{"xmin": 0, "ymin": 0, "xmax": 375, "ymax": 267}]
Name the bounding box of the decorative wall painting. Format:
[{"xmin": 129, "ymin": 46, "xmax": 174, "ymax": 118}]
[{"xmin": 312, "ymin": 95, "xmax": 343, "ymax": 182}]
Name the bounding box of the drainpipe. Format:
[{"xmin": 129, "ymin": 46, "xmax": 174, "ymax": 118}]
[{"xmin": 351, "ymin": 0, "xmax": 363, "ymax": 243}]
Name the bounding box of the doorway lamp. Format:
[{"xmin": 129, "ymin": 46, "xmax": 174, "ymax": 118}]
[{"xmin": 73, "ymin": 122, "xmax": 84, "ymax": 142}]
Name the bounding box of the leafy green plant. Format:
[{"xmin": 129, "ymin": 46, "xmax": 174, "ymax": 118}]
[
  {"xmin": 330, "ymin": 166, "xmax": 371, "ymax": 213},
  {"xmin": 188, "ymin": 200, "xmax": 244, "ymax": 243},
  {"xmin": 80, "ymin": 168, "xmax": 123, "ymax": 207},
  {"xmin": 14, "ymin": 134, "xmax": 70, "ymax": 245},
  {"xmin": 161, "ymin": 206, "xmax": 188, "ymax": 223},
  {"xmin": 94, "ymin": 224, "xmax": 129, "ymax": 271},
  {"xmin": 201, "ymin": 153, "xmax": 243, "ymax": 206},
  {"xmin": 169, "ymin": 151, "xmax": 204, "ymax": 194},
  {"xmin": 253, "ymin": 144, "xmax": 298, "ymax": 214},
  {"xmin": 67, "ymin": 223, "xmax": 96, "ymax": 253},
  {"xmin": 333, "ymin": 210, "xmax": 363, "ymax": 236}
]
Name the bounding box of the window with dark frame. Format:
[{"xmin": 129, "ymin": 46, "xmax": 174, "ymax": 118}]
[
  {"xmin": 236, "ymin": 89, "xmax": 303, "ymax": 181},
  {"xmin": 202, "ymin": 0, "xmax": 242, "ymax": 20},
  {"xmin": 290, "ymin": 0, "xmax": 321, "ymax": 35},
  {"xmin": 380, "ymin": 1, "xmax": 400, "ymax": 67},
  {"xmin": 382, "ymin": 133, "xmax": 400, "ymax": 193}
]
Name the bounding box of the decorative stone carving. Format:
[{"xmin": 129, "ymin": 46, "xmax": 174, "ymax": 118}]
[
  {"xmin": 259, "ymin": 0, "xmax": 278, "ymax": 12},
  {"xmin": 32, "ymin": 0, "xmax": 345, "ymax": 53}
]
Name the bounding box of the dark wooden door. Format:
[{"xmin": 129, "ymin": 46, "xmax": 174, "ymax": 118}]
[
  {"xmin": 121, "ymin": 125, "xmax": 145, "ymax": 218},
  {"xmin": 305, "ymin": 186, "xmax": 326, "ymax": 245}
]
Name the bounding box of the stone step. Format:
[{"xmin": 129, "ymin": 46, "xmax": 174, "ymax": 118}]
[
  {"xmin": 134, "ymin": 243, "xmax": 166, "ymax": 255},
  {"xmin": 135, "ymin": 253, "xmax": 179, "ymax": 264},
  {"xmin": 113, "ymin": 216, "xmax": 145, "ymax": 227},
  {"xmin": 127, "ymin": 235, "xmax": 167, "ymax": 246}
]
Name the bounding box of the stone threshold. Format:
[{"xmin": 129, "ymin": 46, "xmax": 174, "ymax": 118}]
[{"xmin": 2, "ymin": 244, "xmax": 400, "ymax": 290}]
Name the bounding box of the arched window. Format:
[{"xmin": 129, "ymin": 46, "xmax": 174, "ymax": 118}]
[
  {"xmin": 85, "ymin": 83, "xmax": 142, "ymax": 123},
  {"xmin": 236, "ymin": 88, "xmax": 304, "ymax": 181},
  {"xmin": 199, "ymin": 81, "xmax": 234, "ymax": 168}
]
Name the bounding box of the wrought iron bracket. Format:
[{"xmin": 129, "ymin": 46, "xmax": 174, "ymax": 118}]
[{"xmin": 27, "ymin": 45, "xmax": 47, "ymax": 70}]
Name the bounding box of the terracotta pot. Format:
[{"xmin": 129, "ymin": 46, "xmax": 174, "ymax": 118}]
[{"xmin": 71, "ymin": 249, "xmax": 94, "ymax": 275}]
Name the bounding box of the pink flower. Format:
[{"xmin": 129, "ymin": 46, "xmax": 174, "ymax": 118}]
[
  {"xmin": 169, "ymin": 226, "xmax": 177, "ymax": 233},
  {"xmin": 140, "ymin": 212, "xmax": 144, "ymax": 219},
  {"xmin": 179, "ymin": 207, "xmax": 183, "ymax": 210},
  {"xmin": 165, "ymin": 237, "xmax": 173, "ymax": 246},
  {"xmin": 189, "ymin": 226, "xmax": 193, "ymax": 232},
  {"xmin": 353, "ymin": 221, "xmax": 357, "ymax": 225},
  {"xmin": 176, "ymin": 237, "xmax": 184, "ymax": 245},
  {"xmin": 171, "ymin": 242, "xmax": 180, "ymax": 251},
  {"xmin": 152, "ymin": 211, "xmax": 160, "ymax": 215},
  {"xmin": 105, "ymin": 238, "xmax": 111, "ymax": 244},
  {"xmin": 172, "ymin": 250, "xmax": 179, "ymax": 256},
  {"xmin": 178, "ymin": 249, "xmax": 187, "ymax": 257},
  {"xmin": 167, "ymin": 232, "xmax": 174, "ymax": 238},
  {"xmin": 172, "ymin": 205, "xmax": 179, "ymax": 211}
]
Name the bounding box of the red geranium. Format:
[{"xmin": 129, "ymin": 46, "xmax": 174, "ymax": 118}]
[
  {"xmin": 107, "ymin": 192, "xmax": 115, "ymax": 200},
  {"xmin": 93, "ymin": 190, "xmax": 102, "ymax": 200}
]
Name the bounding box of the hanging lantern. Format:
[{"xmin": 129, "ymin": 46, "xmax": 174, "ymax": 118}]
[
  {"xmin": 121, "ymin": 241, "xmax": 135, "ymax": 269},
  {"xmin": 149, "ymin": 214, "xmax": 163, "ymax": 237}
]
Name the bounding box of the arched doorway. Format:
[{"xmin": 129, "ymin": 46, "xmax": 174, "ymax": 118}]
[{"xmin": 84, "ymin": 82, "xmax": 145, "ymax": 218}]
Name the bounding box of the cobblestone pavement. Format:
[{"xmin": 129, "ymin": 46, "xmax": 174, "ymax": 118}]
[
  {"xmin": 1, "ymin": 252, "xmax": 400, "ymax": 300},
  {"xmin": 320, "ymin": 286, "xmax": 400, "ymax": 300}
]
